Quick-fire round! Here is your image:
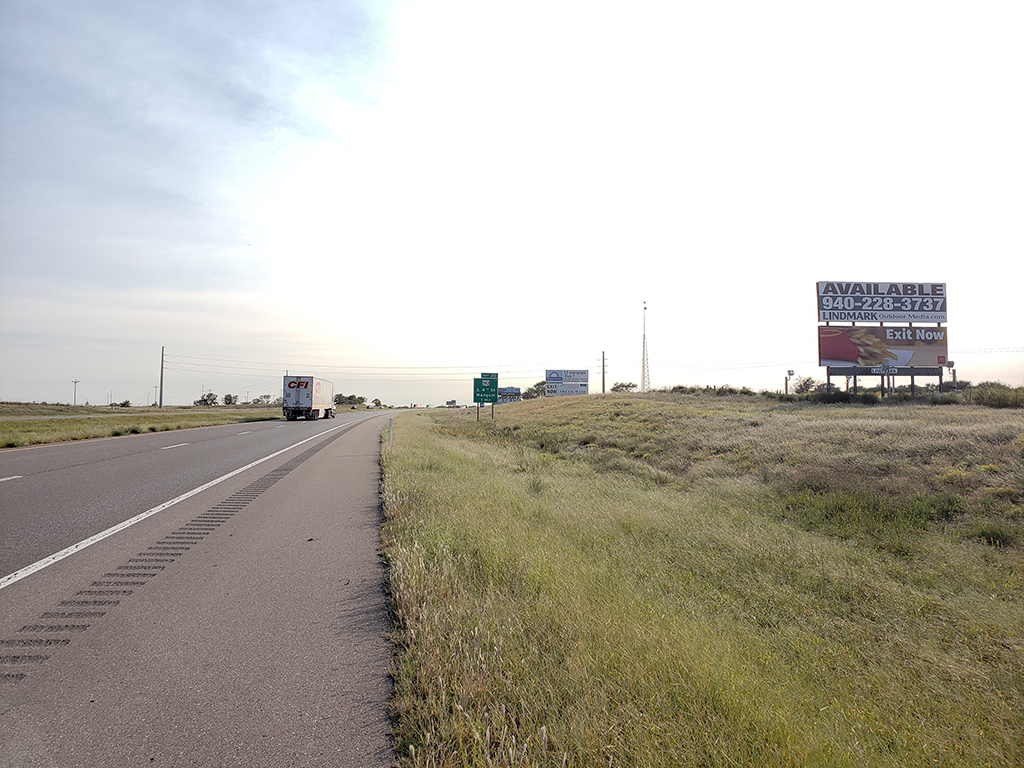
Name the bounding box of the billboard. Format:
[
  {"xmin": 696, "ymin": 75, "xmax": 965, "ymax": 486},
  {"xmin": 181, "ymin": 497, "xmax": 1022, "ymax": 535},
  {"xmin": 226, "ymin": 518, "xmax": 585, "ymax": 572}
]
[
  {"xmin": 545, "ymin": 370, "xmax": 589, "ymax": 397},
  {"xmin": 817, "ymin": 282, "xmax": 947, "ymax": 323},
  {"xmin": 818, "ymin": 326, "xmax": 948, "ymax": 368},
  {"xmin": 498, "ymin": 387, "xmax": 521, "ymax": 404}
]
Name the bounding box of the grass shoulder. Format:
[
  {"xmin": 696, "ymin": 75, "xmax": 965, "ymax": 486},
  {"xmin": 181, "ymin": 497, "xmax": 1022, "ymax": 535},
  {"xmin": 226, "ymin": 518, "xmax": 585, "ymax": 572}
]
[{"xmin": 381, "ymin": 393, "xmax": 1023, "ymax": 767}]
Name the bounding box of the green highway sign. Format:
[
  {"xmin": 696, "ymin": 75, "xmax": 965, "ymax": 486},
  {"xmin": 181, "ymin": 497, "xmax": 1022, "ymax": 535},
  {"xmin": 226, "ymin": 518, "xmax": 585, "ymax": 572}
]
[
  {"xmin": 480, "ymin": 372, "xmax": 498, "ymax": 379},
  {"xmin": 473, "ymin": 377, "xmax": 498, "ymax": 404}
]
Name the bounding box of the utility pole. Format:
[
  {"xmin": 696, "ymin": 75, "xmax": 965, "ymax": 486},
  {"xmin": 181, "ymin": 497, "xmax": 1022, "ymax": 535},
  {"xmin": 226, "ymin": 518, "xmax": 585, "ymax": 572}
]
[
  {"xmin": 640, "ymin": 302, "xmax": 650, "ymax": 393},
  {"xmin": 158, "ymin": 346, "xmax": 165, "ymax": 408},
  {"xmin": 72, "ymin": 379, "xmax": 80, "ymax": 406}
]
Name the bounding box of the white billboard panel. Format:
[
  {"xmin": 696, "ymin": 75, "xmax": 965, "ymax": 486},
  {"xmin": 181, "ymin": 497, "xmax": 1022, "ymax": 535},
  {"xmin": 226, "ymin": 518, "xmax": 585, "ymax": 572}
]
[
  {"xmin": 817, "ymin": 282, "xmax": 947, "ymax": 323},
  {"xmin": 545, "ymin": 370, "xmax": 589, "ymax": 384},
  {"xmin": 545, "ymin": 382, "xmax": 589, "ymax": 397}
]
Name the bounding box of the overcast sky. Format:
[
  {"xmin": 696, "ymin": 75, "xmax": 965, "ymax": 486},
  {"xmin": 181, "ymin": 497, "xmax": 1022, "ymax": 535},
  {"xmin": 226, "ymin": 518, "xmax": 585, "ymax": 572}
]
[{"xmin": 2, "ymin": 1, "xmax": 1021, "ymax": 407}]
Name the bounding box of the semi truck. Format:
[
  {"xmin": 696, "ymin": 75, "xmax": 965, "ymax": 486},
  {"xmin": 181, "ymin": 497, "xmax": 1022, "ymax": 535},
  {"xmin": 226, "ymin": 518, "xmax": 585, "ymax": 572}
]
[{"xmin": 282, "ymin": 376, "xmax": 336, "ymax": 420}]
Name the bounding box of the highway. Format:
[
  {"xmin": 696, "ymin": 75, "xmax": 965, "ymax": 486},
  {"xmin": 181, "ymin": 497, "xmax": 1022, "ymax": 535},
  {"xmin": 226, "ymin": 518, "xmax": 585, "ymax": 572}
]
[{"xmin": 0, "ymin": 412, "xmax": 395, "ymax": 766}]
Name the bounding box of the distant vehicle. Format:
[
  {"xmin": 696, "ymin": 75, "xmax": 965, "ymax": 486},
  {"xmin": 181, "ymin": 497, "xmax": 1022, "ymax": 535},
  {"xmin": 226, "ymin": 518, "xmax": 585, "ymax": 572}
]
[{"xmin": 282, "ymin": 376, "xmax": 335, "ymax": 420}]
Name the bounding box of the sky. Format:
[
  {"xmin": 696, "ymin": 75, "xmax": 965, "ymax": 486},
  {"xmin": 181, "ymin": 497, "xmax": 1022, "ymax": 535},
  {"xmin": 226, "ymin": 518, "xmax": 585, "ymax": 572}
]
[{"xmin": 1, "ymin": 1, "xmax": 1022, "ymax": 407}]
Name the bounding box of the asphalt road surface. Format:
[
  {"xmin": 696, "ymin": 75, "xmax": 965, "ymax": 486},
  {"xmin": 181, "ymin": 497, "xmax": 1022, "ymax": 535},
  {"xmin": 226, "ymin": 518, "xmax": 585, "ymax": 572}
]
[{"xmin": 0, "ymin": 412, "xmax": 396, "ymax": 766}]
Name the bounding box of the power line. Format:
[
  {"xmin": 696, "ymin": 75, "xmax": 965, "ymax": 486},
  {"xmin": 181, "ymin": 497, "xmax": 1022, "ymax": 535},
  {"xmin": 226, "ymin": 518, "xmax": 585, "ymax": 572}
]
[{"xmin": 955, "ymin": 347, "xmax": 1024, "ymax": 354}]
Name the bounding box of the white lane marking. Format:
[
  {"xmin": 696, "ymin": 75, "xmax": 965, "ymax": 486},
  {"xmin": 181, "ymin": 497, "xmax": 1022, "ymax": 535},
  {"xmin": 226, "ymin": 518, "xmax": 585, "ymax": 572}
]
[
  {"xmin": 160, "ymin": 443, "xmax": 189, "ymax": 450},
  {"xmin": 1, "ymin": 475, "xmax": 23, "ymax": 483},
  {"xmin": 0, "ymin": 423, "xmax": 352, "ymax": 590},
  {"xmin": 237, "ymin": 431, "xmax": 251, "ymax": 435}
]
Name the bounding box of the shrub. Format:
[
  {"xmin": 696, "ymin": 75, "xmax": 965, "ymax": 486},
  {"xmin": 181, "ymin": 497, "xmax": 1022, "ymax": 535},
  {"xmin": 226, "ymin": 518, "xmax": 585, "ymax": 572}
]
[
  {"xmin": 812, "ymin": 390, "xmax": 852, "ymax": 404},
  {"xmin": 969, "ymin": 381, "xmax": 1024, "ymax": 408},
  {"xmin": 669, "ymin": 385, "xmax": 700, "ymax": 394}
]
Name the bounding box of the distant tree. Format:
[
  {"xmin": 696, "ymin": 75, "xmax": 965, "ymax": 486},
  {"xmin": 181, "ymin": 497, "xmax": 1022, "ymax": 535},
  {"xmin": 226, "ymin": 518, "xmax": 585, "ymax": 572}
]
[
  {"xmin": 252, "ymin": 394, "xmax": 272, "ymax": 405},
  {"xmin": 522, "ymin": 381, "xmax": 546, "ymax": 400},
  {"xmin": 793, "ymin": 376, "xmax": 817, "ymax": 394},
  {"xmin": 118, "ymin": 399, "xmax": 131, "ymax": 408},
  {"xmin": 372, "ymin": 398, "xmax": 383, "ymax": 408},
  {"xmin": 222, "ymin": 394, "xmax": 237, "ymax": 405},
  {"xmin": 335, "ymin": 393, "xmax": 367, "ymax": 405},
  {"xmin": 611, "ymin": 382, "xmax": 637, "ymax": 393},
  {"xmin": 271, "ymin": 396, "xmax": 284, "ymax": 407},
  {"xmin": 194, "ymin": 392, "xmax": 218, "ymax": 406}
]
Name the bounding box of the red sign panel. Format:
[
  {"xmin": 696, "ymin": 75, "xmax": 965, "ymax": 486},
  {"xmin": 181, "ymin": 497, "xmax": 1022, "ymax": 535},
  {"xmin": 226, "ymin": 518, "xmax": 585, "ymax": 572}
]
[{"xmin": 818, "ymin": 326, "xmax": 948, "ymax": 367}]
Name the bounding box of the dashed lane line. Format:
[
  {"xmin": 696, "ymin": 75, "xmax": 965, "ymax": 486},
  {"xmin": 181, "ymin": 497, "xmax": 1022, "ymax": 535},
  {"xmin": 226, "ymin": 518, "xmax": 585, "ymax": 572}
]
[{"xmin": 0, "ymin": 423, "xmax": 353, "ymax": 591}]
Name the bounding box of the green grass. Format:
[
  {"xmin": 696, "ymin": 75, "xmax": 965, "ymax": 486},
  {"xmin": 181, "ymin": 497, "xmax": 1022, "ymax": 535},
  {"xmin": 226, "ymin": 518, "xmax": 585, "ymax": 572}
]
[
  {"xmin": 381, "ymin": 393, "xmax": 1024, "ymax": 767},
  {"xmin": 0, "ymin": 405, "xmax": 281, "ymax": 447}
]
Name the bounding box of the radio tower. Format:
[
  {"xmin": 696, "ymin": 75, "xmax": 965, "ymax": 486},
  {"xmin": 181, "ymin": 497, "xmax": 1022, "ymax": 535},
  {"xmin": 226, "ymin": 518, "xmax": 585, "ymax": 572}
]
[{"xmin": 640, "ymin": 302, "xmax": 650, "ymax": 393}]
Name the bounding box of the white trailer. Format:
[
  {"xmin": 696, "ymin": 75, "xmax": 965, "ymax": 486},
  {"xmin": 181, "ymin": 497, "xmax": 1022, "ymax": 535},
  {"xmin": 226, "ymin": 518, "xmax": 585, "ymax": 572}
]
[{"xmin": 282, "ymin": 376, "xmax": 336, "ymax": 420}]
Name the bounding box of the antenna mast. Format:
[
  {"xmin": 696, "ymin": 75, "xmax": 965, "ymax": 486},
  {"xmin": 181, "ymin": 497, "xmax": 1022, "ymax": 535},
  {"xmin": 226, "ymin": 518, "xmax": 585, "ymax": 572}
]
[{"xmin": 640, "ymin": 302, "xmax": 650, "ymax": 393}]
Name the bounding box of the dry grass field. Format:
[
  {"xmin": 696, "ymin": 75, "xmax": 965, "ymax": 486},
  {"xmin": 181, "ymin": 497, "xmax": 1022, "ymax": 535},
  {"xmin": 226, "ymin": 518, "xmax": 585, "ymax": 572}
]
[{"xmin": 381, "ymin": 393, "xmax": 1023, "ymax": 767}]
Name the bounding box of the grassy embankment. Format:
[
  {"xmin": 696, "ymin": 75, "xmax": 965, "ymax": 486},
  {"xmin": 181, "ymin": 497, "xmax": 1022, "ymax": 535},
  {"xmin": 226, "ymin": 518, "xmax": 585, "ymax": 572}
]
[
  {"xmin": 0, "ymin": 403, "xmax": 282, "ymax": 448},
  {"xmin": 381, "ymin": 393, "xmax": 1023, "ymax": 767}
]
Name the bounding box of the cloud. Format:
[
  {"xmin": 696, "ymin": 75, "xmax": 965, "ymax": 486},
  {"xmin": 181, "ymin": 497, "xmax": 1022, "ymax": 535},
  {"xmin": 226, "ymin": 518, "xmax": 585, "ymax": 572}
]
[{"xmin": 0, "ymin": 0, "xmax": 389, "ymax": 293}]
